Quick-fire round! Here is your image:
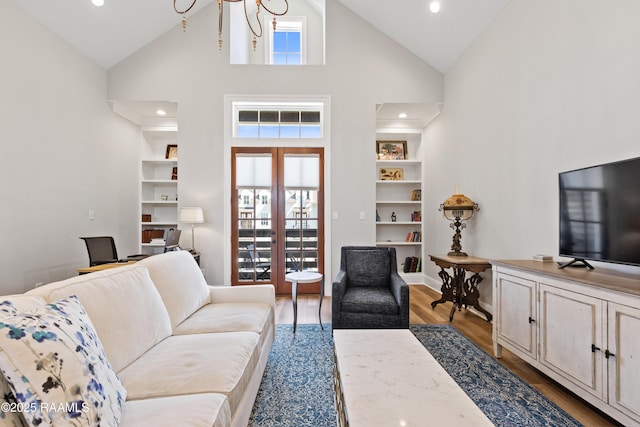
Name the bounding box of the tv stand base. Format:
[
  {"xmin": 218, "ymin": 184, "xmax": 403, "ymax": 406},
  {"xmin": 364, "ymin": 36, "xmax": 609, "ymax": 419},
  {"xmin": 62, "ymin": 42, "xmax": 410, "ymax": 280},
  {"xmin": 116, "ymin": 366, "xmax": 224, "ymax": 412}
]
[{"xmin": 558, "ymin": 258, "xmax": 594, "ymax": 270}]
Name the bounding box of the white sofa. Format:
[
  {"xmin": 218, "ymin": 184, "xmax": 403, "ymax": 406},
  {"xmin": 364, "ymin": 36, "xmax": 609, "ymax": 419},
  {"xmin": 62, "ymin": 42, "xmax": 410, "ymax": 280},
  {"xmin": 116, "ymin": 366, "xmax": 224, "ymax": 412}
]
[{"xmin": 0, "ymin": 250, "xmax": 275, "ymax": 427}]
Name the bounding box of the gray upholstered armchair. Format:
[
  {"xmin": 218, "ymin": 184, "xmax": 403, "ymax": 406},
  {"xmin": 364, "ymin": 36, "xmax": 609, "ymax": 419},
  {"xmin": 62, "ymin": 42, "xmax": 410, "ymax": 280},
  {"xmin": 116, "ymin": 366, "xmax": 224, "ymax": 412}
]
[{"xmin": 332, "ymin": 246, "xmax": 410, "ymax": 329}]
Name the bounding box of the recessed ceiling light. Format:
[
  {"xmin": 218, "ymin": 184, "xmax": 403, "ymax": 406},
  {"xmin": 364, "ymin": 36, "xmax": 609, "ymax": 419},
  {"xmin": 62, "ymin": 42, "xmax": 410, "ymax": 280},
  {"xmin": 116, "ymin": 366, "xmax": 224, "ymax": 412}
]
[
  {"xmin": 429, "ymin": 1, "xmax": 441, "ymax": 14},
  {"xmin": 156, "ymin": 109, "xmax": 167, "ymax": 116},
  {"xmin": 91, "ymin": 0, "xmax": 104, "ymax": 7},
  {"xmin": 398, "ymin": 112, "xmax": 408, "ymax": 119}
]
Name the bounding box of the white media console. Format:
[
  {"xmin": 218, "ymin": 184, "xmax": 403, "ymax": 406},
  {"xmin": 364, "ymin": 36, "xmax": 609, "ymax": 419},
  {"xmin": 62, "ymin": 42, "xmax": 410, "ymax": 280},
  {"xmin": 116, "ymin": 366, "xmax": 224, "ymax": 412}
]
[{"xmin": 492, "ymin": 260, "xmax": 640, "ymax": 427}]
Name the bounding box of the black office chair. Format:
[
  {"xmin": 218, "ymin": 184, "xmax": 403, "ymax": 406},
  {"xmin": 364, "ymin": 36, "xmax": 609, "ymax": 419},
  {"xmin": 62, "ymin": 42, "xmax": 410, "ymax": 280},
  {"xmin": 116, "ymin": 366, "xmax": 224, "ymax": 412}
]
[
  {"xmin": 80, "ymin": 236, "xmax": 119, "ymax": 266},
  {"xmin": 80, "ymin": 236, "xmax": 148, "ymax": 266}
]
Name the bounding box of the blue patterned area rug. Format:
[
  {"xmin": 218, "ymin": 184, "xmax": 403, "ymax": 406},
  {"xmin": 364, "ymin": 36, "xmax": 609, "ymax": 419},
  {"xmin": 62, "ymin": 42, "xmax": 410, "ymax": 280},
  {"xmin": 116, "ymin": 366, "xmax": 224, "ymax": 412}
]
[
  {"xmin": 249, "ymin": 324, "xmax": 582, "ymax": 427},
  {"xmin": 249, "ymin": 324, "xmax": 336, "ymax": 427}
]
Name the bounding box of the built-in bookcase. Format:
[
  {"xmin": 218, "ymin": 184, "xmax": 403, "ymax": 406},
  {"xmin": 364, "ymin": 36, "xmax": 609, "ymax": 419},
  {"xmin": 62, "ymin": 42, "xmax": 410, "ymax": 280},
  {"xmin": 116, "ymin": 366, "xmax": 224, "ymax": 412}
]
[
  {"xmin": 375, "ymin": 134, "xmax": 424, "ymax": 284},
  {"xmin": 140, "ymin": 126, "xmax": 178, "ymax": 255}
]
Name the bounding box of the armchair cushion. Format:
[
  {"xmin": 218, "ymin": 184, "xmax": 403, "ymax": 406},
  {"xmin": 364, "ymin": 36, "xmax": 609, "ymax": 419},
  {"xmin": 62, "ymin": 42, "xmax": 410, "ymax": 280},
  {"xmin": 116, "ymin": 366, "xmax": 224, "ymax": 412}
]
[
  {"xmin": 341, "ymin": 287, "xmax": 399, "ymax": 315},
  {"xmin": 345, "ymin": 249, "xmax": 390, "ymax": 287}
]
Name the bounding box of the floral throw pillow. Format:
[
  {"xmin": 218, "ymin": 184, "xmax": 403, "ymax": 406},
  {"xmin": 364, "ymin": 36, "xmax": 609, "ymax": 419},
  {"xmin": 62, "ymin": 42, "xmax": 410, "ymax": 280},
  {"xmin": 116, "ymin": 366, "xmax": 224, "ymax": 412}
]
[{"xmin": 0, "ymin": 296, "xmax": 126, "ymax": 426}]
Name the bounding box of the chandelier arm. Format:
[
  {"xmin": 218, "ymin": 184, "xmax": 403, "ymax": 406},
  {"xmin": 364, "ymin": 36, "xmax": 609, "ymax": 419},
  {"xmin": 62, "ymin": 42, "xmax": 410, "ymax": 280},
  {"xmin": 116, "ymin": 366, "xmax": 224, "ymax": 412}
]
[
  {"xmin": 218, "ymin": 0, "xmax": 224, "ymax": 48},
  {"xmin": 242, "ymin": 0, "xmax": 263, "ymax": 38},
  {"xmin": 173, "ymin": 0, "xmax": 198, "ymax": 14},
  {"xmin": 260, "ymin": 0, "xmax": 289, "ymax": 16}
]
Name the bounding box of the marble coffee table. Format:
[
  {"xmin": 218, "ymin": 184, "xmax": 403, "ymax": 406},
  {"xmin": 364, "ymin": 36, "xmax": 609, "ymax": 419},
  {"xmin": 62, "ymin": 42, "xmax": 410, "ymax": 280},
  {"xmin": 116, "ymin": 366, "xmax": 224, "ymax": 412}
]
[{"xmin": 332, "ymin": 329, "xmax": 495, "ymax": 427}]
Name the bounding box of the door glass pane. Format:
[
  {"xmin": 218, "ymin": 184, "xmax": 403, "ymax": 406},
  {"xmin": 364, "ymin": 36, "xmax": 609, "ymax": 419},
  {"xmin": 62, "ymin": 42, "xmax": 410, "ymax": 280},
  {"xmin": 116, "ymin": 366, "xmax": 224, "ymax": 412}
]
[
  {"xmin": 285, "ymin": 188, "xmax": 318, "ymax": 272},
  {"xmin": 236, "ymin": 184, "xmax": 273, "ymax": 281}
]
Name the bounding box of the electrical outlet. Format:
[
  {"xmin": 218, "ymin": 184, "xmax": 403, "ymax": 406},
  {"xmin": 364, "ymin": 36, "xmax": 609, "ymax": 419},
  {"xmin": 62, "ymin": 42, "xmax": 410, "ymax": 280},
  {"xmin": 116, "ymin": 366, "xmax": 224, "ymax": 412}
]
[
  {"xmin": 88, "ymin": 210, "xmax": 95, "ymax": 220},
  {"xmin": 359, "ymin": 211, "xmax": 366, "ymax": 220}
]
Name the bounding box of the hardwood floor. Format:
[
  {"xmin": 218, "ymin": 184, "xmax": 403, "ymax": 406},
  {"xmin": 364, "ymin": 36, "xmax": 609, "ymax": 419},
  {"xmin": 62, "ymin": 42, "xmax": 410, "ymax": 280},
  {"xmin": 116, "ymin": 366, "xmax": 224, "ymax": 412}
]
[{"xmin": 276, "ymin": 285, "xmax": 624, "ymax": 427}]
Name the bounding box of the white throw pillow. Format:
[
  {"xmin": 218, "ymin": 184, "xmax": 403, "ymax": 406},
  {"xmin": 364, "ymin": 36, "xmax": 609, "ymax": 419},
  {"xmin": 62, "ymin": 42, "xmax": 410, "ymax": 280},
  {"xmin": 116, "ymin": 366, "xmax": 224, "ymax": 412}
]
[{"xmin": 0, "ymin": 295, "xmax": 126, "ymax": 426}]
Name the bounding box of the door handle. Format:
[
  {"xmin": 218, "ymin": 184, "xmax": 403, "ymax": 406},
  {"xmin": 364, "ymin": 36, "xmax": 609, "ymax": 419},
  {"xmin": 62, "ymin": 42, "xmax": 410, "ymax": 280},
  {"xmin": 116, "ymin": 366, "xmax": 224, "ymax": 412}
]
[
  {"xmin": 528, "ymin": 317, "xmax": 536, "ymax": 324},
  {"xmin": 605, "ymin": 349, "xmax": 615, "ymax": 358},
  {"xmin": 591, "ymin": 344, "xmax": 601, "ymax": 353}
]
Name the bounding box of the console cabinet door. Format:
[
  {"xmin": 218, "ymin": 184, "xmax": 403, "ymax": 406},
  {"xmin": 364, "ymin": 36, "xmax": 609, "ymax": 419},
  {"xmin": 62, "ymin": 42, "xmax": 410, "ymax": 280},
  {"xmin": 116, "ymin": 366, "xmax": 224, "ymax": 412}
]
[
  {"xmin": 538, "ymin": 283, "xmax": 605, "ymax": 400},
  {"xmin": 494, "ymin": 273, "xmax": 537, "ymax": 363},
  {"xmin": 607, "ymin": 302, "xmax": 640, "ymax": 422}
]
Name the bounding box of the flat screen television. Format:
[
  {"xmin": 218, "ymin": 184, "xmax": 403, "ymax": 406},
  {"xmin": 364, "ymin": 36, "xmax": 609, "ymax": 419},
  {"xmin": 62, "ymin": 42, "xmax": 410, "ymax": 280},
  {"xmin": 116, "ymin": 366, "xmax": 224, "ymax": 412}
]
[{"xmin": 559, "ymin": 156, "xmax": 640, "ymax": 269}]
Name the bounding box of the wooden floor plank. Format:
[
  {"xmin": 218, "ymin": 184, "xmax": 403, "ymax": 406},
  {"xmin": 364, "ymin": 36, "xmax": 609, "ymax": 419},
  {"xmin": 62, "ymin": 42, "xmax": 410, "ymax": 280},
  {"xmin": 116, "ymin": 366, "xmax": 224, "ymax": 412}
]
[{"xmin": 276, "ymin": 285, "xmax": 623, "ymax": 427}]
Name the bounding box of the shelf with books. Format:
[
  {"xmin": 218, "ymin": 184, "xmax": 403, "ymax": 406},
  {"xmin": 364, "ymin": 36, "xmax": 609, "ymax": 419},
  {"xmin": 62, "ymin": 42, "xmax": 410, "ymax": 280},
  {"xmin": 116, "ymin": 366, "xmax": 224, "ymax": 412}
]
[{"xmin": 375, "ymin": 156, "xmax": 424, "ymax": 284}]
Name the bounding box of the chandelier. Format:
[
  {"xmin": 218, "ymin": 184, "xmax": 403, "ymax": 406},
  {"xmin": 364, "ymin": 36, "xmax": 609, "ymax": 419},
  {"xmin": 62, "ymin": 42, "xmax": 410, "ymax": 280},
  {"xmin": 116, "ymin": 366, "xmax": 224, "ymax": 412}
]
[{"xmin": 174, "ymin": 0, "xmax": 290, "ymax": 51}]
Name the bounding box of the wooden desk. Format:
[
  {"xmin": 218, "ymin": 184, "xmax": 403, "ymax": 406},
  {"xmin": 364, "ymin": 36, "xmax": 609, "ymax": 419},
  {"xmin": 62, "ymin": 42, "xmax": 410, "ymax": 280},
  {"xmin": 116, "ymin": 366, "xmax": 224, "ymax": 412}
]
[
  {"xmin": 77, "ymin": 251, "xmax": 200, "ymax": 274},
  {"xmin": 77, "ymin": 261, "xmax": 137, "ymax": 275},
  {"xmin": 429, "ymin": 254, "xmax": 492, "ymax": 322}
]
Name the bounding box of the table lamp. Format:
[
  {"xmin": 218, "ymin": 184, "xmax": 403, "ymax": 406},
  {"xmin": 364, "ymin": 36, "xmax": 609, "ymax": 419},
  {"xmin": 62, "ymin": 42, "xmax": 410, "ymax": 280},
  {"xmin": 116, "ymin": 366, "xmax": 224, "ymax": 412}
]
[
  {"xmin": 179, "ymin": 207, "xmax": 204, "ymax": 253},
  {"xmin": 439, "ymin": 186, "xmax": 479, "ymax": 256}
]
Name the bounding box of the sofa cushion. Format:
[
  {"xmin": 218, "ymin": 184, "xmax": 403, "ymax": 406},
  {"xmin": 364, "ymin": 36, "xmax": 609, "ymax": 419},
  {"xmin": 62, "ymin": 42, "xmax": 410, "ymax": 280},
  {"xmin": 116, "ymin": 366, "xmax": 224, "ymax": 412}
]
[
  {"xmin": 346, "ymin": 249, "xmax": 391, "ymax": 287},
  {"xmin": 136, "ymin": 251, "xmax": 211, "ymax": 329},
  {"xmin": 174, "ymin": 302, "xmax": 271, "ymax": 335},
  {"xmin": 173, "ymin": 302, "xmax": 273, "ymax": 355},
  {"xmin": 0, "ymin": 296, "xmax": 126, "ymax": 426},
  {"xmin": 121, "ymin": 394, "xmax": 230, "ymax": 427},
  {"xmin": 341, "ymin": 287, "xmax": 399, "ymax": 315},
  {"xmin": 119, "ymin": 332, "xmax": 259, "ymax": 416},
  {"xmin": 26, "ymin": 266, "xmax": 172, "ymax": 373}
]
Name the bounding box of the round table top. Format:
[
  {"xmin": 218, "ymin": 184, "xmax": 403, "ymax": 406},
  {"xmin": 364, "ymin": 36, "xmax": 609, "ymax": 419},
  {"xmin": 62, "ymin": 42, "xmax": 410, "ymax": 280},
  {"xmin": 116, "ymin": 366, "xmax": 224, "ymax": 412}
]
[{"xmin": 285, "ymin": 271, "xmax": 323, "ymax": 283}]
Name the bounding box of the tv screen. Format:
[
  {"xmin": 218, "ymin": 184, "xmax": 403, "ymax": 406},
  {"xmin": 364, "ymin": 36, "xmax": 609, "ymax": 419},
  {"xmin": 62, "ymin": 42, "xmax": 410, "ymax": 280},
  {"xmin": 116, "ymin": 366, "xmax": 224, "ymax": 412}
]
[{"xmin": 559, "ymin": 157, "xmax": 640, "ymax": 267}]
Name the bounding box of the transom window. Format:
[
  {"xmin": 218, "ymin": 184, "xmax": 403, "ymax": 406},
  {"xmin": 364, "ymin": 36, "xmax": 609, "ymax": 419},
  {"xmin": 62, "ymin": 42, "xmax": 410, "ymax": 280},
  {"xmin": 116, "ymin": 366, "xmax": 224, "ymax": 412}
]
[{"xmin": 233, "ymin": 102, "xmax": 323, "ymax": 139}]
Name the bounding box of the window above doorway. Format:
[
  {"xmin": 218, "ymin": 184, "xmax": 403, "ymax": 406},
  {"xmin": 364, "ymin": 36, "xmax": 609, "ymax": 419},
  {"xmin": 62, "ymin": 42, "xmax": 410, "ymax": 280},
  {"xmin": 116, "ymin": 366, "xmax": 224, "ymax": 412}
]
[{"xmin": 233, "ymin": 102, "xmax": 323, "ymax": 139}]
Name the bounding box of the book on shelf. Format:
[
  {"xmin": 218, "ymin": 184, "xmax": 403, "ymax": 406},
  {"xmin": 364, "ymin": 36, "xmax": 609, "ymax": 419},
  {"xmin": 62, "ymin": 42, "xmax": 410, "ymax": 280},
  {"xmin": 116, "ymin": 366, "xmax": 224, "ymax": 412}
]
[
  {"xmin": 411, "ymin": 189, "xmax": 422, "ymax": 201},
  {"xmin": 405, "ymin": 231, "xmax": 422, "ymax": 242},
  {"xmin": 403, "ymin": 256, "xmax": 422, "ymax": 273},
  {"xmin": 411, "ymin": 211, "xmax": 421, "ymax": 222},
  {"xmin": 532, "ymin": 254, "xmax": 553, "ymax": 262}
]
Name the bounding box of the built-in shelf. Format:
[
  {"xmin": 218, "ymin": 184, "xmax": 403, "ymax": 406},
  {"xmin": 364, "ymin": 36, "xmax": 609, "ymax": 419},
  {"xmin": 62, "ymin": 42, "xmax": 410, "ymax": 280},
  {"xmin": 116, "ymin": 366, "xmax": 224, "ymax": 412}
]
[
  {"xmin": 140, "ymin": 125, "xmax": 179, "ymax": 256},
  {"xmin": 375, "ymin": 153, "xmax": 424, "ymax": 281}
]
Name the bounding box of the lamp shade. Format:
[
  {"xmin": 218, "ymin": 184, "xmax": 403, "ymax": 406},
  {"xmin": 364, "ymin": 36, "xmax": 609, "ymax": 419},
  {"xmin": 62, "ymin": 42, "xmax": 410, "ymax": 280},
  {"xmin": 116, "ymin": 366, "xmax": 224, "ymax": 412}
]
[
  {"xmin": 440, "ymin": 193, "xmax": 477, "ymax": 221},
  {"xmin": 180, "ymin": 207, "xmax": 204, "ymax": 223}
]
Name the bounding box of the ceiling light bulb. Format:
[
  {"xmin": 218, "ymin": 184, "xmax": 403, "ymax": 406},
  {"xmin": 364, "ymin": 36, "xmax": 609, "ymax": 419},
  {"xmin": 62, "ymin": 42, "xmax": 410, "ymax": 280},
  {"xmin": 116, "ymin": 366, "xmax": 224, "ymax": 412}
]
[
  {"xmin": 429, "ymin": 1, "xmax": 441, "ymax": 14},
  {"xmin": 91, "ymin": 0, "xmax": 104, "ymax": 6},
  {"xmin": 156, "ymin": 109, "xmax": 167, "ymax": 116},
  {"xmin": 398, "ymin": 113, "xmax": 408, "ymax": 119}
]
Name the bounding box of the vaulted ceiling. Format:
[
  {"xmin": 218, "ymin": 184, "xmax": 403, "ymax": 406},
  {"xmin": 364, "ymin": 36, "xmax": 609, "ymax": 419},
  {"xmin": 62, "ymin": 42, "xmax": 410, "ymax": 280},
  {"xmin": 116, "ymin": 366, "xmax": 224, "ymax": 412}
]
[{"xmin": 12, "ymin": 0, "xmax": 509, "ymax": 72}]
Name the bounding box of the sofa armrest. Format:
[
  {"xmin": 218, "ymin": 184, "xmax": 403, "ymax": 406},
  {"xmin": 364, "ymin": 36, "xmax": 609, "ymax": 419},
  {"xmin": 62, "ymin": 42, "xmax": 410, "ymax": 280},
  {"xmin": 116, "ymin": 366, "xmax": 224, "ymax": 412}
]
[{"xmin": 208, "ymin": 285, "xmax": 275, "ymax": 309}]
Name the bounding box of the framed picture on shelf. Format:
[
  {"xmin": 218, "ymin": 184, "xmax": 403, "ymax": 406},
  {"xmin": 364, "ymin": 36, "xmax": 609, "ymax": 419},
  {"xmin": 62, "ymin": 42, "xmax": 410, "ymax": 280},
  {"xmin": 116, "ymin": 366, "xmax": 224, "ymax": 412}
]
[
  {"xmin": 171, "ymin": 167, "xmax": 178, "ymax": 180},
  {"xmin": 379, "ymin": 168, "xmax": 404, "ymax": 181},
  {"xmin": 376, "ymin": 140, "xmax": 407, "ymax": 160},
  {"xmin": 165, "ymin": 144, "xmax": 178, "ymax": 160}
]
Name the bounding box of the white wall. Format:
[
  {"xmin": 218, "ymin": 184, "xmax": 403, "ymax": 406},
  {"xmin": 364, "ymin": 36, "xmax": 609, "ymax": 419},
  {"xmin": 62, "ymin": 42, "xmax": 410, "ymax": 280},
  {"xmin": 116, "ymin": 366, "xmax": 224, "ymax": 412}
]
[
  {"xmin": 106, "ymin": 0, "xmax": 443, "ymax": 287},
  {"xmin": 0, "ymin": 0, "xmax": 139, "ymax": 294},
  {"xmin": 423, "ymin": 0, "xmax": 640, "ymax": 309}
]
